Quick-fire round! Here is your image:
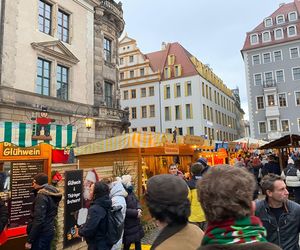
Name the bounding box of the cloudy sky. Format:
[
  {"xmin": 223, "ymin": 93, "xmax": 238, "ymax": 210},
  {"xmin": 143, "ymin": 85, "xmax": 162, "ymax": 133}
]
[{"xmin": 121, "ymin": 0, "xmax": 289, "ymax": 119}]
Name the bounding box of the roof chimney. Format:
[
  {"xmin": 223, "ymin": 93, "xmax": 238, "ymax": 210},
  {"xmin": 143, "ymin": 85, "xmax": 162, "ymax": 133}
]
[{"xmin": 161, "ymin": 42, "xmax": 166, "ymax": 50}]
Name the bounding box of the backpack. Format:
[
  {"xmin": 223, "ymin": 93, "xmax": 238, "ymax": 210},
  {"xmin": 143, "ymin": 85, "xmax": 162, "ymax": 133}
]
[{"xmin": 106, "ymin": 205, "xmax": 124, "ymax": 246}]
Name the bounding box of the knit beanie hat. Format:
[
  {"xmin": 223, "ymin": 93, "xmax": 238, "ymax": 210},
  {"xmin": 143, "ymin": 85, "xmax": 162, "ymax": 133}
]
[
  {"xmin": 288, "ymin": 157, "xmax": 294, "ymax": 165},
  {"xmin": 33, "ymin": 173, "xmax": 48, "ymax": 186},
  {"xmin": 197, "ymin": 157, "xmax": 208, "ymax": 166},
  {"xmin": 146, "ymin": 174, "xmax": 189, "ymax": 206},
  {"xmin": 121, "ymin": 175, "xmax": 132, "ymax": 188}
]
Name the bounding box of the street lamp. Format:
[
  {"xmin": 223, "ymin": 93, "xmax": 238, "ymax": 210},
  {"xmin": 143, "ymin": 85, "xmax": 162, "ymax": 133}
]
[{"xmin": 85, "ymin": 118, "xmax": 93, "ymax": 130}]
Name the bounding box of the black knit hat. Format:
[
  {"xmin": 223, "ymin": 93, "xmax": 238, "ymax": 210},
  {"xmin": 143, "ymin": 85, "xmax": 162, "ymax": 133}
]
[
  {"xmin": 33, "ymin": 173, "xmax": 48, "ymax": 186},
  {"xmin": 146, "ymin": 174, "xmax": 188, "ymax": 206}
]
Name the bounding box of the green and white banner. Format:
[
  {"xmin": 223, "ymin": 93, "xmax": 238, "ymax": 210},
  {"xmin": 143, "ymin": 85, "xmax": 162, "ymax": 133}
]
[{"xmin": 0, "ymin": 121, "xmax": 76, "ymax": 148}]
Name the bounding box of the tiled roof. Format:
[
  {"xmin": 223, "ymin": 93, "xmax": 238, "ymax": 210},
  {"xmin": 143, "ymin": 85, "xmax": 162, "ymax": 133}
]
[{"xmin": 242, "ymin": 0, "xmax": 300, "ymax": 51}]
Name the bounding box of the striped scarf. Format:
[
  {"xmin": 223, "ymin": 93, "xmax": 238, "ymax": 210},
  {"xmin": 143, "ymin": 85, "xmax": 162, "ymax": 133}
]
[{"xmin": 202, "ymin": 216, "xmax": 267, "ymax": 245}]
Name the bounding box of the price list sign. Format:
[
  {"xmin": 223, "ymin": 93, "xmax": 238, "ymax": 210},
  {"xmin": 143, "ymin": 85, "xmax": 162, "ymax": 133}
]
[{"xmin": 10, "ymin": 161, "xmax": 44, "ymax": 228}]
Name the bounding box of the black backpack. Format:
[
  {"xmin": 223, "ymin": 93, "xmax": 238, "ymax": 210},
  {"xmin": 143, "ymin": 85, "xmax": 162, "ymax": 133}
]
[{"xmin": 106, "ymin": 205, "xmax": 124, "ymax": 245}]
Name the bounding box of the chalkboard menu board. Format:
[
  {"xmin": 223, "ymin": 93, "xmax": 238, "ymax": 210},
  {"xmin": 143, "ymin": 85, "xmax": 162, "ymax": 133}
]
[
  {"xmin": 64, "ymin": 170, "xmax": 83, "ymax": 248},
  {"xmin": 10, "ymin": 161, "xmax": 44, "ymax": 228}
]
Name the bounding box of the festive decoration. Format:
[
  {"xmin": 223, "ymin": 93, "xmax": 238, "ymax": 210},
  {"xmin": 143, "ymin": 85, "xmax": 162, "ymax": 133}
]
[{"xmin": 31, "ymin": 107, "xmax": 55, "ymax": 141}]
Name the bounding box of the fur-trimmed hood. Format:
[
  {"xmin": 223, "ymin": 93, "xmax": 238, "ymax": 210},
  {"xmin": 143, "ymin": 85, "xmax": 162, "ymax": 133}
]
[{"xmin": 38, "ymin": 184, "xmax": 62, "ymax": 203}]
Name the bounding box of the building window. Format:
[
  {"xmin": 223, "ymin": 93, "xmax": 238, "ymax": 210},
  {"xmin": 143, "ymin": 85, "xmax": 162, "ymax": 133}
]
[
  {"xmin": 38, "ymin": 0, "xmax": 52, "ymax": 35},
  {"xmin": 270, "ymin": 119, "xmax": 278, "ymax": 131},
  {"xmin": 186, "ymin": 81, "xmax": 192, "ymax": 96},
  {"xmin": 149, "ymin": 105, "xmax": 155, "ymax": 117},
  {"xmin": 142, "ymin": 127, "xmax": 147, "ymax": 132},
  {"xmin": 252, "ymin": 54, "xmax": 260, "ymax": 65},
  {"xmin": 278, "ymin": 93, "xmax": 287, "ymax": 107},
  {"xmin": 175, "ymin": 105, "xmax": 181, "ymax": 120},
  {"xmin": 264, "ymin": 18, "xmax": 273, "ymax": 27},
  {"xmin": 254, "ymin": 74, "xmax": 262, "ymax": 86},
  {"xmin": 131, "ymin": 107, "xmax": 137, "ymax": 119},
  {"xmin": 298, "ymin": 118, "xmax": 300, "ymax": 131},
  {"xmin": 281, "ymin": 120, "xmax": 290, "ymax": 132},
  {"xmin": 129, "ymin": 55, "xmax": 134, "ymax": 63},
  {"xmin": 174, "ymin": 65, "xmax": 181, "ymax": 77},
  {"xmin": 203, "ymin": 104, "xmax": 206, "ymax": 119},
  {"xmin": 131, "ymin": 89, "xmax": 136, "ymax": 99},
  {"xmin": 36, "ymin": 58, "xmax": 51, "ymax": 96},
  {"xmin": 267, "ymin": 94, "xmax": 275, "ymax": 106},
  {"xmin": 290, "ymin": 47, "xmax": 299, "ymax": 58},
  {"xmin": 123, "ymin": 90, "xmax": 128, "ymax": 100},
  {"xmin": 256, "ymin": 96, "xmax": 264, "ymax": 109},
  {"xmin": 293, "ymin": 68, "xmax": 300, "ymax": 80},
  {"xmin": 105, "ymin": 81, "xmax": 113, "ymax": 107},
  {"xmin": 130, "ymin": 70, "xmax": 134, "ymax": 78},
  {"xmin": 140, "ymin": 68, "xmax": 145, "ymax": 76},
  {"xmin": 262, "ymin": 31, "xmax": 271, "ymax": 42},
  {"xmin": 164, "ymin": 67, "xmax": 171, "ymax": 78},
  {"xmin": 175, "ymin": 83, "xmax": 181, "ymax": 97},
  {"xmin": 259, "ymin": 122, "xmax": 267, "ymax": 134},
  {"xmin": 178, "ymin": 127, "xmax": 183, "ymax": 135},
  {"xmin": 165, "ymin": 85, "xmax": 170, "ymax": 99},
  {"xmin": 149, "ymin": 86, "xmax": 154, "ymax": 96},
  {"xmin": 120, "ymin": 72, "xmax": 124, "ymax": 80},
  {"xmin": 56, "ymin": 65, "xmax": 68, "ymax": 100},
  {"xmin": 187, "ymin": 127, "xmax": 194, "ymax": 135},
  {"xmin": 150, "ymin": 126, "xmax": 156, "ymax": 132},
  {"xmin": 141, "ymin": 106, "xmax": 147, "ymax": 118},
  {"xmin": 263, "ymin": 53, "xmax": 271, "ymax": 63},
  {"xmin": 273, "ymin": 50, "xmax": 282, "ymax": 61},
  {"xmin": 276, "ymin": 15, "xmax": 285, "ymax": 24},
  {"xmin": 165, "ymin": 107, "xmax": 171, "ymax": 121},
  {"xmin": 120, "ymin": 58, "xmax": 124, "ymax": 65},
  {"xmin": 288, "ymin": 25, "xmax": 297, "ymax": 37},
  {"xmin": 275, "ymin": 70, "xmax": 284, "ymax": 83},
  {"xmin": 202, "ymin": 82, "xmax": 205, "ymax": 97},
  {"xmin": 289, "ymin": 11, "xmax": 297, "ymax": 21},
  {"xmin": 58, "ymin": 10, "xmax": 69, "ymax": 43},
  {"xmin": 166, "ymin": 128, "xmax": 172, "ymax": 134},
  {"xmin": 250, "ymin": 34, "xmax": 258, "ymax": 45},
  {"xmin": 264, "ymin": 72, "xmax": 273, "ymax": 85},
  {"xmin": 295, "ymin": 92, "xmax": 300, "ymax": 105},
  {"xmin": 141, "ymin": 88, "xmax": 146, "ymax": 98},
  {"xmin": 131, "ymin": 128, "xmax": 137, "ymax": 132},
  {"xmin": 103, "ymin": 37, "xmax": 112, "ymax": 62},
  {"xmin": 274, "ymin": 28, "xmax": 284, "ymax": 40}
]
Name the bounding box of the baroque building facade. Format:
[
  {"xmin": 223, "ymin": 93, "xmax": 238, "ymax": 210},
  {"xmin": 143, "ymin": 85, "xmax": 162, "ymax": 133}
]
[{"xmin": 0, "ymin": 0, "xmax": 128, "ymax": 147}]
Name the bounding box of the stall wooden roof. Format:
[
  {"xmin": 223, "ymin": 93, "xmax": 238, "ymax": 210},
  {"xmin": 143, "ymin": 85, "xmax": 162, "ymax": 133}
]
[{"xmin": 259, "ymin": 134, "xmax": 300, "ymax": 149}]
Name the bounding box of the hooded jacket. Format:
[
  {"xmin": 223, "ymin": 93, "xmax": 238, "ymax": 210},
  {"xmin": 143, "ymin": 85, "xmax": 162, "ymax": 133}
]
[
  {"xmin": 281, "ymin": 163, "xmax": 300, "ymax": 187},
  {"xmin": 27, "ymin": 184, "xmax": 62, "ymax": 243}
]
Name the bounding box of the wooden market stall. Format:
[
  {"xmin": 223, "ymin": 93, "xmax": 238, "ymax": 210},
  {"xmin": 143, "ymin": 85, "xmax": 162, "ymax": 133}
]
[{"xmin": 74, "ymin": 132, "xmax": 205, "ymax": 196}]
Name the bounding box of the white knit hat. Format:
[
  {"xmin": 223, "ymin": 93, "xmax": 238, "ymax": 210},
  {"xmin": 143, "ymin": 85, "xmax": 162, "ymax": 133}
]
[
  {"xmin": 121, "ymin": 175, "xmax": 132, "ymax": 188},
  {"xmin": 288, "ymin": 157, "xmax": 294, "ymax": 165}
]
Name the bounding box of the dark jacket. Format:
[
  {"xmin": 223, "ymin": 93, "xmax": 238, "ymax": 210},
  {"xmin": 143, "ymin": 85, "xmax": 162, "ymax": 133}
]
[
  {"xmin": 27, "ymin": 184, "xmax": 62, "ymax": 243},
  {"xmin": 256, "ymin": 199, "xmax": 300, "ymax": 250},
  {"xmin": 79, "ymin": 195, "xmax": 112, "ymax": 250},
  {"xmin": 261, "ymin": 161, "xmax": 281, "ymax": 176},
  {"xmin": 123, "ymin": 189, "xmax": 144, "ymax": 245},
  {"xmin": 0, "ymin": 198, "xmax": 8, "ymax": 233},
  {"xmin": 198, "ymin": 242, "xmax": 282, "ymax": 249}
]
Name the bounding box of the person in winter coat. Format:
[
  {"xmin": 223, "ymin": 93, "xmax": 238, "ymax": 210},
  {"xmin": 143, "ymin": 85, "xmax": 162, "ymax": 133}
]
[
  {"xmin": 256, "ymin": 173, "xmax": 300, "ymax": 250},
  {"xmin": 197, "ymin": 165, "xmax": 280, "ymax": 250},
  {"xmin": 0, "ymin": 197, "xmax": 8, "ymax": 233},
  {"xmin": 187, "ymin": 163, "xmax": 206, "ymax": 230},
  {"xmin": 261, "ymin": 155, "xmax": 281, "ymax": 176},
  {"xmin": 281, "ymin": 157, "xmax": 300, "ymax": 203},
  {"xmin": 121, "ymin": 175, "xmax": 144, "ymax": 250},
  {"xmin": 103, "ymin": 177, "xmax": 128, "ymax": 250},
  {"xmin": 25, "ymin": 173, "xmax": 62, "ymax": 250},
  {"xmin": 77, "ymin": 181, "xmax": 112, "ymax": 250},
  {"xmin": 146, "ymin": 174, "xmax": 203, "ymax": 250}
]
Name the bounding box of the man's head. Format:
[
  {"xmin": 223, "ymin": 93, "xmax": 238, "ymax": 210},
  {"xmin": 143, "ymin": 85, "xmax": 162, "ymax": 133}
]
[
  {"xmin": 32, "ymin": 173, "xmax": 48, "ymax": 189},
  {"xmin": 260, "ymin": 174, "xmax": 288, "ymax": 203},
  {"xmin": 190, "ymin": 162, "xmax": 205, "ymax": 177},
  {"xmin": 197, "ymin": 165, "xmax": 255, "ymax": 223},
  {"xmin": 146, "ymin": 174, "xmax": 190, "ymax": 225},
  {"xmin": 197, "ymin": 157, "xmax": 208, "ymax": 167},
  {"xmin": 93, "ymin": 181, "xmax": 110, "ymax": 200},
  {"xmin": 169, "ymin": 164, "xmax": 178, "ymax": 175}
]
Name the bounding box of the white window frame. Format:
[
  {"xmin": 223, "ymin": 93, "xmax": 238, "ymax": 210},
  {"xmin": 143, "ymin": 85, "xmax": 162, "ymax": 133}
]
[
  {"xmin": 264, "ymin": 17, "xmax": 273, "ymax": 27},
  {"xmin": 269, "ymin": 119, "xmax": 278, "ymax": 132},
  {"xmin": 278, "ymin": 92, "xmax": 288, "ymax": 107},
  {"xmin": 273, "ymin": 50, "xmax": 283, "ymax": 62},
  {"xmin": 264, "ymin": 71, "xmax": 274, "ymax": 84},
  {"xmin": 288, "ymin": 25, "xmax": 297, "ymax": 37},
  {"xmin": 274, "ymin": 28, "xmax": 284, "ymax": 40},
  {"xmin": 289, "ymin": 11, "xmax": 297, "ymax": 22},
  {"xmin": 276, "ymin": 14, "xmax": 285, "ymax": 24},
  {"xmin": 258, "ymin": 121, "xmax": 267, "ymax": 134},
  {"xmin": 297, "ymin": 118, "xmax": 300, "ymax": 131},
  {"xmin": 252, "ymin": 54, "xmax": 260, "ymax": 65},
  {"xmin": 292, "ymin": 67, "xmax": 300, "ymax": 81},
  {"xmin": 275, "ymin": 69, "xmax": 285, "ymax": 83},
  {"xmin": 254, "ymin": 73, "xmax": 262, "ymax": 86},
  {"xmin": 263, "ymin": 52, "xmax": 272, "ymax": 63},
  {"xmin": 256, "ymin": 95, "xmax": 265, "ymax": 110},
  {"xmin": 267, "ymin": 94, "xmax": 276, "ymax": 106},
  {"xmin": 250, "ymin": 34, "xmax": 259, "ymax": 45},
  {"xmin": 295, "ymin": 91, "xmax": 300, "ymax": 106},
  {"xmin": 281, "ymin": 119, "xmax": 290, "ymax": 132},
  {"xmin": 262, "ymin": 31, "xmax": 271, "ymax": 43},
  {"xmin": 290, "ymin": 47, "xmax": 299, "ymax": 59}
]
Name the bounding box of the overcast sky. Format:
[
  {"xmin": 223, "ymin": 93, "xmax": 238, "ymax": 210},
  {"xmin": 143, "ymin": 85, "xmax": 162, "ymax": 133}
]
[{"xmin": 121, "ymin": 0, "xmax": 289, "ymax": 119}]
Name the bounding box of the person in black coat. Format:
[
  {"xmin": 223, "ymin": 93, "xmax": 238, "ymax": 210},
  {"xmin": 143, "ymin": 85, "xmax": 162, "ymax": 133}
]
[
  {"xmin": 0, "ymin": 197, "xmax": 8, "ymax": 233},
  {"xmin": 121, "ymin": 175, "xmax": 144, "ymax": 250},
  {"xmin": 78, "ymin": 181, "xmax": 112, "ymax": 250}
]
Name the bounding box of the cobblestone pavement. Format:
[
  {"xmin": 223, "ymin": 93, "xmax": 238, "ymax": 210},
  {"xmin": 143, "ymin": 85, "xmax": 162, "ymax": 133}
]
[{"xmin": 141, "ymin": 226, "xmax": 160, "ymax": 245}]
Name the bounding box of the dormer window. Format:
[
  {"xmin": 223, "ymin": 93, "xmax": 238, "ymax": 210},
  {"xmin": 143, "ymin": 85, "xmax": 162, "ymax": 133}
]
[
  {"xmin": 264, "ymin": 17, "xmax": 273, "ymax": 27},
  {"xmin": 288, "ymin": 25, "xmax": 297, "ymax": 37},
  {"xmin": 289, "ymin": 11, "xmax": 297, "ymax": 22},
  {"xmin": 262, "ymin": 31, "xmax": 271, "ymax": 43},
  {"xmin": 275, "ymin": 28, "xmax": 284, "ymax": 40},
  {"xmin": 276, "ymin": 15, "xmax": 285, "ymax": 24},
  {"xmin": 250, "ymin": 34, "xmax": 259, "ymax": 45}
]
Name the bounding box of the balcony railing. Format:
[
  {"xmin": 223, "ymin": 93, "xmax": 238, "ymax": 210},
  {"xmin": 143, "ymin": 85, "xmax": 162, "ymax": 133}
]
[
  {"xmin": 263, "ymin": 80, "xmax": 277, "ymax": 88},
  {"xmin": 100, "ymin": 0, "xmax": 123, "ymax": 17}
]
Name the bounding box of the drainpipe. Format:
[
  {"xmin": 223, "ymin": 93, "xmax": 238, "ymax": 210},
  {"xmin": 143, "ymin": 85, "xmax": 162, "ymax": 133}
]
[
  {"xmin": 0, "ymin": 0, "xmax": 6, "ymax": 85},
  {"xmin": 159, "ymin": 80, "xmax": 162, "ymax": 133}
]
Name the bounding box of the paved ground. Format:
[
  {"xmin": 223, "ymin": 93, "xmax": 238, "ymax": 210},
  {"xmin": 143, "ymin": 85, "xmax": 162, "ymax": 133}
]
[{"xmin": 142, "ymin": 226, "xmax": 160, "ymax": 245}]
